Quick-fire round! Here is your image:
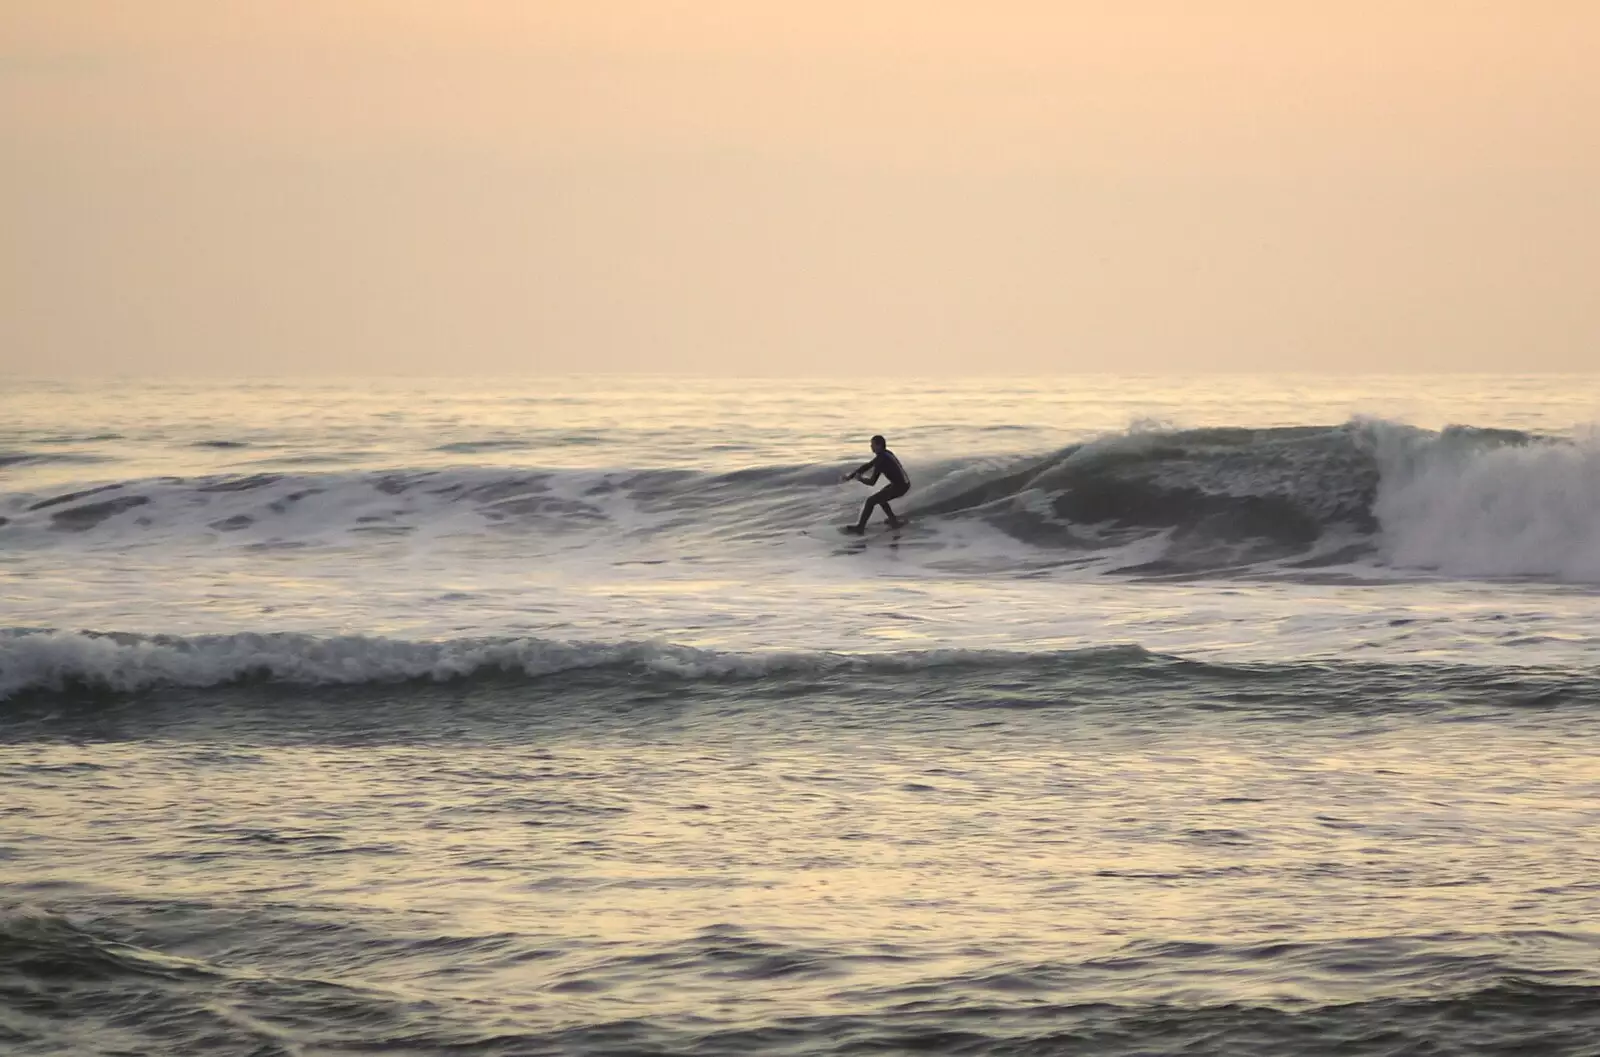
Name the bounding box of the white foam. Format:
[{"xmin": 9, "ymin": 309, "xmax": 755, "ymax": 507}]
[
  {"xmin": 0, "ymin": 630, "xmax": 1134, "ymax": 701},
  {"xmin": 10, "ymin": 423, "xmax": 1600, "ymax": 587},
  {"xmin": 1371, "ymin": 424, "xmax": 1600, "ymax": 582},
  {"xmin": 0, "ymin": 468, "xmax": 687, "ymax": 555}
]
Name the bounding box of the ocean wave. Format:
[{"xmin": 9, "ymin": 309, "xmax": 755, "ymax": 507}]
[
  {"xmin": 5, "ymin": 629, "xmax": 1597, "ymax": 711},
  {"xmin": 0, "ymin": 629, "xmax": 1155, "ymax": 702},
  {"xmin": 1371, "ymin": 424, "xmax": 1600, "ymax": 581},
  {"xmin": 4, "ymin": 901, "xmax": 1597, "ymax": 1057},
  {"xmin": 573, "ymin": 979, "xmax": 1600, "ymax": 1057},
  {"xmin": 909, "ymin": 422, "xmax": 1384, "ymax": 571},
  {"xmin": 0, "ymin": 450, "xmax": 112, "ymax": 470},
  {"xmin": 2, "ymin": 420, "xmax": 1598, "ymax": 582},
  {"xmin": 431, "ymin": 439, "xmax": 537, "ymax": 454},
  {"xmin": 0, "ymin": 906, "xmax": 215, "ymax": 984}
]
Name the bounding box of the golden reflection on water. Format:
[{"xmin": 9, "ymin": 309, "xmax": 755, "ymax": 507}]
[{"xmin": 7, "ymin": 704, "xmax": 1597, "ymax": 1014}]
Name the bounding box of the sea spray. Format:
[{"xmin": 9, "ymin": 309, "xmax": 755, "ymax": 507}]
[{"xmin": 1370, "ymin": 423, "xmax": 1600, "ymax": 581}]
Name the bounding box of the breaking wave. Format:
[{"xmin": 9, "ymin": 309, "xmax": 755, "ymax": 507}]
[
  {"xmin": 3, "ymin": 420, "xmax": 1599, "ymax": 581},
  {"xmin": 4, "ymin": 629, "xmax": 1596, "ymax": 711},
  {"xmin": 1370, "ymin": 425, "xmax": 1600, "ymax": 581},
  {"xmin": 0, "ymin": 628, "xmax": 1155, "ymax": 702}
]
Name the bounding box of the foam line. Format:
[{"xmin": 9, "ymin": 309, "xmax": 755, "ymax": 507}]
[{"xmin": 0, "ymin": 629, "xmax": 1151, "ymax": 701}]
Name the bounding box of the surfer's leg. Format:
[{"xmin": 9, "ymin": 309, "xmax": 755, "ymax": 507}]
[
  {"xmin": 860, "ymin": 484, "xmax": 908, "ymax": 529},
  {"xmin": 879, "ymin": 484, "xmax": 909, "ymax": 527}
]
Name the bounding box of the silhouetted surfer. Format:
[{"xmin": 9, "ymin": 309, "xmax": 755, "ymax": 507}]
[{"xmin": 842, "ymin": 435, "xmax": 909, "ymax": 534}]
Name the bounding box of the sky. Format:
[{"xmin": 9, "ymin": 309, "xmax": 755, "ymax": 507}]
[{"xmin": 2, "ymin": 2, "xmax": 1596, "ymax": 376}]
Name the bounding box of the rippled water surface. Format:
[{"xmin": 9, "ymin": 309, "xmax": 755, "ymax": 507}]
[{"xmin": 4, "ymin": 376, "xmax": 1600, "ymax": 1055}]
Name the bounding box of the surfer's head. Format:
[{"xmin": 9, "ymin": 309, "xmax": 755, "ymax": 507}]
[{"xmin": 870, "ymin": 435, "xmax": 886, "ymax": 453}]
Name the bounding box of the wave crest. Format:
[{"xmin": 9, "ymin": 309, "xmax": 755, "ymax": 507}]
[
  {"xmin": 4, "ymin": 420, "xmax": 1599, "ymax": 582},
  {"xmin": 1370, "ymin": 424, "xmax": 1600, "ymax": 581},
  {"xmin": 0, "ymin": 629, "xmax": 1151, "ymax": 702}
]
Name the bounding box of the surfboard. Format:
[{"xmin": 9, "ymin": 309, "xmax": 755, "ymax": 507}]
[
  {"xmin": 838, "ymin": 518, "xmax": 910, "ymax": 537},
  {"xmin": 801, "ymin": 518, "xmax": 919, "ymax": 554}
]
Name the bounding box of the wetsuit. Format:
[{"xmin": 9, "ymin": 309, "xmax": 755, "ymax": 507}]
[{"xmin": 853, "ymin": 449, "xmax": 910, "ymax": 528}]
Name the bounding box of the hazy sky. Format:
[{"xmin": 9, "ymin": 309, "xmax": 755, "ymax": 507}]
[{"xmin": 3, "ymin": 2, "xmax": 1596, "ymax": 376}]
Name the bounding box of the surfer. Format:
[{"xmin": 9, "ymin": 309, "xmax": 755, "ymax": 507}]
[{"xmin": 842, "ymin": 435, "xmax": 909, "ymax": 534}]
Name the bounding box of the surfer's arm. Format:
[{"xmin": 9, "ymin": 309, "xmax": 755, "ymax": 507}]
[{"xmin": 844, "ymin": 459, "xmax": 878, "ymax": 483}]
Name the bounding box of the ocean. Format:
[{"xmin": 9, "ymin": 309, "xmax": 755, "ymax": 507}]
[{"xmin": 3, "ymin": 374, "xmax": 1600, "ymax": 1056}]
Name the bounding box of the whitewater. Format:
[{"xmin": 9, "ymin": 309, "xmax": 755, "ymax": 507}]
[
  {"xmin": 4, "ymin": 375, "xmax": 1600, "ymax": 1057},
  {"xmin": 5, "ymin": 376, "xmax": 1600, "ymax": 687}
]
